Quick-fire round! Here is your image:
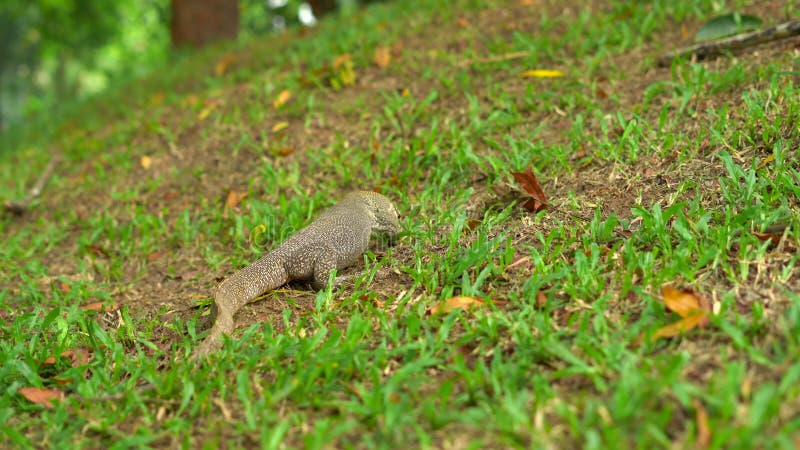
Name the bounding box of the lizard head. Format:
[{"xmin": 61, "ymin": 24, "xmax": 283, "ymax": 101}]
[{"xmin": 352, "ymin": 191, "xmax": 401, "ymax": 236}]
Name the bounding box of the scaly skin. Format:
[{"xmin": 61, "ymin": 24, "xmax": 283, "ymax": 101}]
[{"xmin": 192, "ymin": 191, "xmax": 400, "ymax": 359}]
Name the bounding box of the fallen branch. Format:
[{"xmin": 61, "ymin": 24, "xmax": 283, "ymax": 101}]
[
  {"xmin": 3, "ymin": 154, "xmax": 61, "ymax": 215},
  {"xmin": 658, "ymin": 20, "xmax": 800, "ymax": 67}
]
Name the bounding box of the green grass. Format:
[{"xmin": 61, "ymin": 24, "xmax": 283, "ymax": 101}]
[{"xmin": 2, "ymin": 0, "xmax": 800, "ymax": 448}]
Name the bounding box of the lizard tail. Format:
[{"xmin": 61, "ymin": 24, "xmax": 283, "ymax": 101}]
[{"xmin": 192, "ymin": 254, "xmax": 289, "ymax": 360}]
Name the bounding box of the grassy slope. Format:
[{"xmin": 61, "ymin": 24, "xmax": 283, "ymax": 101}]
[{"xmin": 2, "ymin": 0, "xmax": 799, "ymax": 447}]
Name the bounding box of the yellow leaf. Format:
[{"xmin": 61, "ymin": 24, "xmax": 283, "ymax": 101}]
[
  {"xmin": 198, "ymin": 103, "xmax": 217, "ymax": 120},
  {"xmin": 272, "ymin": 121, "xmax": 289, "ymax": 133},
  {"xmin": 140, "ymin": 155, "xmax": 153, "ymax": 169},
  {"xmin": 757, "ymin": 154, "xmax": 774, "ymax": 169},
  {"xmin": 430, "ymin": 296, "xmax": 486, "ymax": 314},
  {"xmin": 273, "ymin": 90, "xmax": 292, "ymax": 108},
  {"xmin": 521, "ymin": 69, "xmax": 564, "ymax": 78}
]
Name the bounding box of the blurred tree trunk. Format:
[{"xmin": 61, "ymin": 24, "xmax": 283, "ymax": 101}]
[
  {"xmin": 171, "ymin": 0, "xmax": 239, "ymax": 47},
  {"xmin": 308, "ymin": 0, "xmax": 337, "ymax": 17}
]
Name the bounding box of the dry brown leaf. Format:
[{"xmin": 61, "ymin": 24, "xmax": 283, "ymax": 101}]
[
  {"xmin": 82, "ymin": 302, "xmax": 118, "ymax": 312},
  {"xmin": 374, "ymin": 46, "xmax": 391, "ymax": 68},
  {"xmin": 271, "ymin": 148, "xmax": 296, "ymax": 157},
  {"xmin": 661, "ymin": 286, "xmax": 711, "ymax": 318},
  {"xmin": 535, "ymin": 291, "xmax": 547, "ymax": 308},
  {"xmin": 273, "ymin": 89, "xmax": 291, "ymax": 108},
  {"xmin": 84, "ymin": 244, "xmax": 109, "ymax": 258},
  {"xmin": 45, "ymin": 349, "xmax": 91, "ymax": 367},
  {"xmin": 140, "ymin": 155, "xmax": 153, "ymax": 170},
  {"xmin": 430, "ymin": 296, "xmax": 486, "ymax": 314},
  {"xmin": 215, "ymin": 54, "xmax": 237, "ymax": 76},
  {"xmin": 512, "ymin": 169, "xmax": 548, "ymax": 212},
  {"xmin": 466, "ymin": 219, "xmax": 482, "ymax": 231},
  {"xmin": 752, "ymin": 231, "xmax": 781, "ymax": 245},
  {"xmin": 506, "ymin": 254, "xmax": 531, "ymax": 271},
  {"xmin": 18, "ymin": 387, "xmax": 65, "ymax": 409},
  {"xmin": 651, "ymin": 312, "xmax": 709, "ymax": 340},
  {"xmin": 225, "ymin": 189, "xmax": 247, "ymax": 209},
  {"xmin": 147, "ymin": 251, "xmax": 161, "ymax": 261}
]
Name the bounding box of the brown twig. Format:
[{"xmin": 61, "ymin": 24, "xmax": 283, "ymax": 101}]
[
  {"xmin": 658, "ymin": 20, "xmax": 800, "ymax": 67},
  {"xmin": 3, "ymin": 154, "xmax": 61, "ymax": 215}
]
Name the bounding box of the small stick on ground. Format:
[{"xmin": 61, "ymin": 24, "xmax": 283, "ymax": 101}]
[
  {"xmin": 3, "ymin": 154, "xmax": 61, "ymax": 215},
  {"xmin": 658, "ymin": 20, "xmax": 800, "ymax": 67}
]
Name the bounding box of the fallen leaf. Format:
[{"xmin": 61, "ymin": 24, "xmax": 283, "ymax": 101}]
[
  {"xmin": 273, "ymin": 89, "xmax": 291, "ymax": 108},
  {"xmin": 535, "ymin": 291, "xmax": 547, "ymax": 308},
  {"xmin": 225, "ymin": 189, "xmax": 247, "ymax": 209},
  {"xmin": 521, "ymin": 69, "xmax": 564, "ymax": 78},
  {"xmin": 147, "ymin": 251, "xmax": 161, "ymax": 261},
  {"xmin": 430, "ymin": 296, "xmax": 486, "ymax": 314},
  {"xmin": 466, "ymin": 219, "xmax": 482, "ymax": 231},
  {"xmin": 651, "ymin": 311, "xmax": 709, "ymax": 340},
  {"xmin": 512, "ymin": 168, "xmax": 548, "ymax": 212},
  {"xmin": 198, "ymin": 103, "xmax": 217, "ymax": 120},
  {"xmin": 506, "ymin": 254, "xmax": 531, "ymax": 271},
  {"xmin": 752, "ymin": 231, "xmax": 781, "ymax": 245},
  {"xmin": 62, "ymin": 349, "xmax": 91, "ymax": 367},
  {"xmin": 272, "ymin": 121, "xmax": 289, "ymax": 133},
  {"xmin": 18, "ymin": 387, "xmax": 65, "ymax": 409},
  {"xmin": 215, "ymin": 54, "xmax": 237, "ymax": 76},
  {"xmin": 661, "ymin": 286, "xmax": 712, "ymax": 317},
  {"xmin": 693, "ymin": 399, "xmax": 711, "ymax": 449},
  {"xmin": 332, "ymin": 54, "xmax": 352, "ymax": 70},
  {"xmin": 82, "ymin": 302, "xmax": 118, "ymax": 312},
  {"xmin": 271, "ymin": 147, "xmax": 296, "ymax": 157},
  {"xmin": 140, "ymin": 155, "xmax": 153, "ymax": 169},
  {"xmin": 374, "ymin": 46, "xmax": 391, "ymax": 68},
  {"xmin": 757, "ymin": 154, "xmax": 774, "ymax": 169},
  {"xmin": 84, "ymin": 244, "xmax": 110, "ymax": 258}
]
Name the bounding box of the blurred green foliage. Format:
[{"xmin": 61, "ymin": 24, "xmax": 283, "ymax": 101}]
[{"xmin": 0, "ymin": 0, "xmax": 372, "ymax": 133}]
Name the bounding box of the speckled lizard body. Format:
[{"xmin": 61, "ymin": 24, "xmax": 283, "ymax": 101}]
[{"xmin": 192, "ymin": 190, "xmax": 400, "ymax": 359}]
